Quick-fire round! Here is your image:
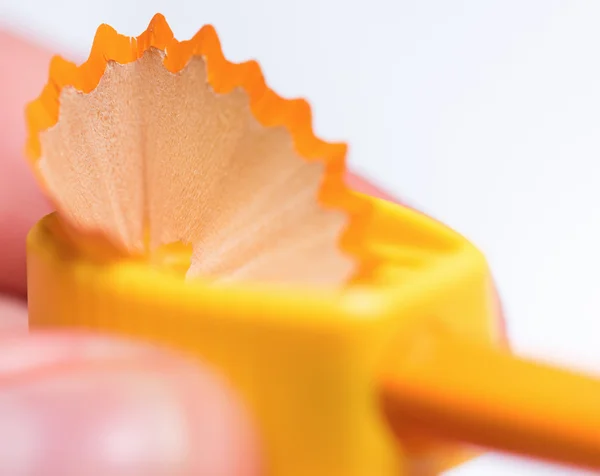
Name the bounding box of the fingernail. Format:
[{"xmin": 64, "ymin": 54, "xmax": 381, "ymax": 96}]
[{"xmin": 0, "ymin": 359, "xmax": 260, "ymax": 476}]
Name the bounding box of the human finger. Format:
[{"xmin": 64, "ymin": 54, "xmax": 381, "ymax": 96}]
[
  {"xmin": 0, "ymin": 30, "xmax": 54, "ymax": 296},
  {"xmin": 0, "ymin": 331, "xmax": 261, "ymax": 476}
]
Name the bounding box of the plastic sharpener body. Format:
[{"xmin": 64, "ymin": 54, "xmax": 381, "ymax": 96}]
[{"xmin": 27, "ymin": 195, "xmax": 503, "ymax": 476}]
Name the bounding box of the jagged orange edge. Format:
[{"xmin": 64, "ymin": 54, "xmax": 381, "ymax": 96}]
[{"xmin": 24, "ymin": 13, "xmax": 383, "ymax": 285}]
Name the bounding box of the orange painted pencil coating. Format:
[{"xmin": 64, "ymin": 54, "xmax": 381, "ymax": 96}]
[{"xmin": 381, "ymin": 328, "xmax": 600, "ymax": 472}]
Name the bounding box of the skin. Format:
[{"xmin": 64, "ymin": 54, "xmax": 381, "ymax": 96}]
[{"xmin": 0, "ymin": 29, "xmax": 396, "ymax": 475}]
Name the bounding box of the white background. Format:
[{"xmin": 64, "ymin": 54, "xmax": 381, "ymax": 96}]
[{"xmin": 1, "ymin": 1, "xmax": 600, "ymax": 474}]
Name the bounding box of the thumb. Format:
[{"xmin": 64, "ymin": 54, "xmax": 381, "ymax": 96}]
[{"xmin": 0, "ymin": 331, "xmax": 261, "ymax": 476}]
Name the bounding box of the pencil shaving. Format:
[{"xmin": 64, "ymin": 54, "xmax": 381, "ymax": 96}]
[{"xmin": 25, "ymin": 14, "xmax": 380, "ymax": 287}]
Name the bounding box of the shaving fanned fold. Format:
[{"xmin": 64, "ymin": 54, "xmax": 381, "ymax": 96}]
[{"xmin": 25, "ymin": 13, "xmax": 381, "ymax": 287}]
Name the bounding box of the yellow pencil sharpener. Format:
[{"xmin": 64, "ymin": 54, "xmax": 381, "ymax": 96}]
[
  {"xmin": 25, "ymin": 13, "xmax": 600, "ymax": 476},
  {"xmin": 27, "ymin": 194, "xmax": 600, "ymax": 476}
]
